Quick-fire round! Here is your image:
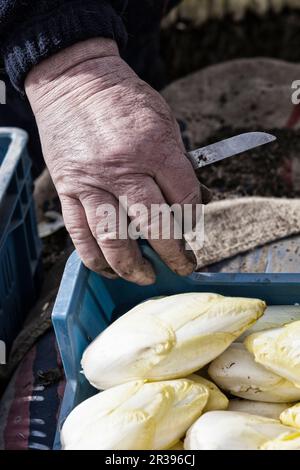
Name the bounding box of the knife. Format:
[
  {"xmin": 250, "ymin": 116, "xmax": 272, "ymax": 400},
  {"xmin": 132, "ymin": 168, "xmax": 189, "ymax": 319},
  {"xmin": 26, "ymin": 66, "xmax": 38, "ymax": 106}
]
[{"xmin": 187, "ymin": 132, "xmax": 276, "ymax": 170}]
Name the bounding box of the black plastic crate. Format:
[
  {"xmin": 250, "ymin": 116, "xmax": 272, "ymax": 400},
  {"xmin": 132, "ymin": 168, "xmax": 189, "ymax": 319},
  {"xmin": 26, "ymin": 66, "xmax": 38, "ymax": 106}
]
[{"xmin": 0, "ymin": 128, "xmax": 42, "ymax": 355}]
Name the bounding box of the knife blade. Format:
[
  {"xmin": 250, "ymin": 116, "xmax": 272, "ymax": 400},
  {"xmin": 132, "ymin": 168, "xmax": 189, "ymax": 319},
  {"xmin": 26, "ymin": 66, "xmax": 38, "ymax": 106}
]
[{"xmin": 187, "ymin": 132, "xmax": 276, "ymax": 170}]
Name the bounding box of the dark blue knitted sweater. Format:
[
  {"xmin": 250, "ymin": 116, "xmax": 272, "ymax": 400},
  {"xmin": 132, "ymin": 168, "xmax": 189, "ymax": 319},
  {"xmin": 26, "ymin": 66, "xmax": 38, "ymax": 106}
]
[{"xmin": 0, "ymin": 1, "xmax": 178, "ymax": 92}]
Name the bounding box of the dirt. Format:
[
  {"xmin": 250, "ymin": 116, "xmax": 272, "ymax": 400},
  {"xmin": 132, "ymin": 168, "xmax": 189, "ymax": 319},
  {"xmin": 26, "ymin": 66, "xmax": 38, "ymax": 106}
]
[
  {"xmin": 42, "ymin": 228, "xmax": 71, "ymax": 273},
  {"xmin": 161, "ymin": 9, "xmax": 300, "ymax": 82},
  {"xmin": 161, "ymin": 8, "xmax": 300, "ymax": 200},
  {"xmin": 36, "ymin": 367, "xmax": 64, "ymax": 387},
  {"xmin": 196, "ymin": 128, "xmax": 300, "ymax": 200}
]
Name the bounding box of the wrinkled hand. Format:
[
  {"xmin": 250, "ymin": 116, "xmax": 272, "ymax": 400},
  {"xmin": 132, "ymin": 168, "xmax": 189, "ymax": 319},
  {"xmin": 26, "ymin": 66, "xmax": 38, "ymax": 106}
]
[{"xmin": 26, "ymin": 39, "xmax": 206, "ymax": 285}]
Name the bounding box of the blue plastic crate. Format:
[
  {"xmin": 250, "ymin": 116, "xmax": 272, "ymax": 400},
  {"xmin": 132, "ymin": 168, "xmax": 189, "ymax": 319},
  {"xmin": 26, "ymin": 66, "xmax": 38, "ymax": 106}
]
[
  {"xmin": 0, "ymin": 128, "xmax": 42, "ymax": 354},
  {"xmin": 52, "ymin": 245, "xmax": 300, "ymax": 448}
]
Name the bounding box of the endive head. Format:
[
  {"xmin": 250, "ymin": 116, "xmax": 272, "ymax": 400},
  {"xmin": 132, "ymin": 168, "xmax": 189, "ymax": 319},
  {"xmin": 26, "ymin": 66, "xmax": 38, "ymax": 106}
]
[
  {"xmin": 169, "ymin": 441, "xmax": 184, "ymax": 451},
  {"xmin": 61, "ymin": 379, "xmax": 209, "ymax": 450},
  {"xmin": 245, "ymin": 320, "xmax": 300, "ymax": 388},
  {"xmin": 228, "ymin": 400, "xmax": 291, "ymax": 420},
  {"xmin": 82, "ymin": 293, "xmax": 266, "ymax": 389},
  {"xmin": 184, "ymin": 411, "xmax": 299, "ymax": 450},
  {"xmin": 280, "ymin": 403, "xmax": 300, "ymax": 429},
  {"xmin": 261, "ymin": 432, "xmax": 300, "ymax": 450},
  {"xmin": 208, "ymin": 343, "xmax": 300, "ymax": 403},
  {"xmin": 187, "ymin": 374, "xmax": 228, "ymax": 412},
  {"xmin": 237, "ymin": 305, "xmax": 300, "ymax": 342}
]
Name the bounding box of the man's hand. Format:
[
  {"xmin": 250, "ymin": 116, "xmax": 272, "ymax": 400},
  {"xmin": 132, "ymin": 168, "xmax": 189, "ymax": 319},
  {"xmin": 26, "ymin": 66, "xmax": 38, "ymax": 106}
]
[{"xmin": 26, "ymin": 38, "xmax": 204, "ymax": 285}]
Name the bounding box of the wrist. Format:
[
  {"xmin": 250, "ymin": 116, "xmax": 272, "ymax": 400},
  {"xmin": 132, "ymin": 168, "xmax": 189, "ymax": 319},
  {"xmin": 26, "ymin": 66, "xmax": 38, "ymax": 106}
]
[{"xmin": 25, "ymin": 38, "xmax": 127, "ymax": 109}]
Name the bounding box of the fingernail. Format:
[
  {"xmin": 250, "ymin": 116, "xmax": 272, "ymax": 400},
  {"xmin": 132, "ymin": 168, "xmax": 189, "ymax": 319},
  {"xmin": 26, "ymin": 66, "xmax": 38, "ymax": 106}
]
[
  {"xmin": 99, "ymin": 267, "xmax": 119, "ymax": 280},
  {"xmin": 176, "ymin": 264, "xmax": 195, "ymax": 277},
  {"xmin": 174, "ymin": 252, "xmax": 197, "ymax": 277},
  {"xmin": 134, "ymin": 260, "xmax": 156, "ymax": 286}
]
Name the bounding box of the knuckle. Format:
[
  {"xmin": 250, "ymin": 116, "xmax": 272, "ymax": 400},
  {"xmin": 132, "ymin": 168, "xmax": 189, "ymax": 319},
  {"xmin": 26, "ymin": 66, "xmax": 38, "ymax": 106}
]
[{"xmin": 65, "ymin": 223, "xmax": 86, "ymax": 241}]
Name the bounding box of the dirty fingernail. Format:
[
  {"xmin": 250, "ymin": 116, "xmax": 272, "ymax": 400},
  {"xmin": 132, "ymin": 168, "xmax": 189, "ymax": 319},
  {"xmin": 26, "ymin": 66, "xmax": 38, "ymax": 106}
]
[
  {"xmin": 133, "ymin": 259, "xmax": 156, "ymax": 286},
  {"xmin": 99, "ymin": 267, "xmax": 119, "ymax": 280}
]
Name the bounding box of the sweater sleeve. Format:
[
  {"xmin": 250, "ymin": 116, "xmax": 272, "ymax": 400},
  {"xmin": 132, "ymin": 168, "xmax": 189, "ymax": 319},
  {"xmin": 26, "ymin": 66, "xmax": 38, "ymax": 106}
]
[{"xmin": 0, "ymin": 0, "xmax": 128, "ymax": 92}]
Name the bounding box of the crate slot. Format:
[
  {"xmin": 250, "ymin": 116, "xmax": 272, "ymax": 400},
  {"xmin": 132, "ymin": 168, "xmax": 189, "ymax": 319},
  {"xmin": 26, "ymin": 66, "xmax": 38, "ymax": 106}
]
[
  {"xmin": 2, "ymin": 250, "xmax": 14, "ymax": 295},
  {"xmin": 0, "ymin": 137, "xmax": 11, "ymax": 166},
  {"xmin": 7, "ymin": 174, "xmax": 17, "ymax": 195},
  {"xmin": 20, "ymin": 184, "xmax": 28, "ymax": 206},
  {"xmin": 16, "ymin": 159, "xmax": 24, "ymax": 180},
  {"xmin": 0, "ymin": 129, "xmax": 42, "ymax": 353}
]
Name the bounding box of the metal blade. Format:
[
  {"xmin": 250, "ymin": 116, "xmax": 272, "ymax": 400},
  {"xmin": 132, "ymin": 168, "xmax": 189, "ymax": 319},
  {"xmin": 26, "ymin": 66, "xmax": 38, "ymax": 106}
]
[{"xmin": 188, "ymin": 132, "xmax": 276, "ymax": 169}]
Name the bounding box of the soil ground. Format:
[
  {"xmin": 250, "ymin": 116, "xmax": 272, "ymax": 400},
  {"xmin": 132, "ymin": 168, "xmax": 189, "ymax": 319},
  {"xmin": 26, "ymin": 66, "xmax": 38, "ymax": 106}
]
[
  {"xmin": 160, "ymin": 8, "xmax": 300, "ymax": 201},
  {"xmin": 196, "ymin": 128, "xmax": 300, "ymax": 200}
]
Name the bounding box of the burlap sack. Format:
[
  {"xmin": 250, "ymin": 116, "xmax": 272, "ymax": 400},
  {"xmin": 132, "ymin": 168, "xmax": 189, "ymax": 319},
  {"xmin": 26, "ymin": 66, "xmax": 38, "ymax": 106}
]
[{"xmin": 198, "ymin": 197, "xmax": 300, "ymax": 268}]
